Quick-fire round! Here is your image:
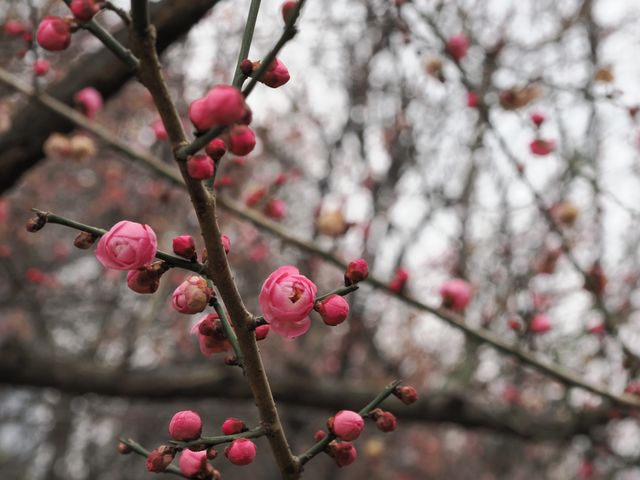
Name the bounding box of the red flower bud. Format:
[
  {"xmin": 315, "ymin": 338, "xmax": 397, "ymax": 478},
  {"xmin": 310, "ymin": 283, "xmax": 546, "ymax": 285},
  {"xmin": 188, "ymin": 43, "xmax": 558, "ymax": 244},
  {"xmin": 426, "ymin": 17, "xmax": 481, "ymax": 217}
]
[
  {"xmin": 389, "ymin": 267, "xmax": 409, "ymax": 293},
  {"xmin": 33, "ymin": 59, "xmax": 50, "ymax": 76},
  {"xmin": 221, "ymin": 417, "xmax": 246, "ymax": 435},
  {"xmin": 36, "ymin": 17, "xmax": 71, "ymax": 52},
  {"xmin": 70, "ymin": 0, "xmax": 102, "ymax": 22},
  {"xmin": 345, "ymin": 258, "xmax": 369, "ymax": 286},
  {"xmin": 394, "ymin": 385, "xmax": 418, "ymax": 405},
  {"xmin": 224, "ymin": 438, "xmax": 257, "ymax": 466},
  {"xmin": 205, "ymin": 138, "xmax": 227, "ymax": 161},
  {"xmin": 226, "ymin": 125, "xmax": 256, "ymax": 156},
  {"xmin": 221, "ymin": 234, "xmax": 231, "ymax": 254},
  {"xmin": 187, "ymin": 154, "xmax": 215, "ymax": 180},
  {"xmin": 313, "ymin": 430, "xmax": 327, "ymax": 442},
  {"xmin": 315, "ymin": 294, "xmax": 349, "ymax": 326},
  {"xmin": 328, "ymin": 441, "xmax": 357, "ymax": 467},
  {"xmin": 173, "ymin": 235, "xmax": 197, "ymax": 261},
  {"xmin": 281, "ymin": 1, "xmax": 298, "ymax": 23},
  {"xmin": 255, "ymin": 324, "xmax": 270, "ymax": 341},
  {"xmin": 169, "ymin": 410, "xmax": 203, "ymax": 441},
  {"xmin": 328, "ymin": 410, "xmax": 364, "ymax": 441},
  {"xmin": 446, "ymin": 34, "xmax": 469, "ymax": 61},
  {"xmin": 371, "ymin": 408, "xmax": 397, "ymax": 432},
  {"xmin": 146, "ymin": 445, "xmax": 175, "ymax": 473}
]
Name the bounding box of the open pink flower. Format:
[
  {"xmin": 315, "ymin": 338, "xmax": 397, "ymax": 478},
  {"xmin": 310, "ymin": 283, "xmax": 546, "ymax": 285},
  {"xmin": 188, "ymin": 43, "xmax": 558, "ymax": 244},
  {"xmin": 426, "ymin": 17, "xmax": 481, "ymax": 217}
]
[
  {"xmin": 95, "ymin": 221, "xmax": 157, "ymax": 270},
  {"xmin": 259, "ymin": 266, "xmax": 317, "ymax": 338},
  {"xmin": 439, "ymin": 278, "xmax": 472, "ymax": 312}
]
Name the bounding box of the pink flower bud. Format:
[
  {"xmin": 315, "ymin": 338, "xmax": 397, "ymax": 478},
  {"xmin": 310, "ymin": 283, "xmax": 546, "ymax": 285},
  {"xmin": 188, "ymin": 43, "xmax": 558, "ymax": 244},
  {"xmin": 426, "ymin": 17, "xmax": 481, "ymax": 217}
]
[
  {"xmin": 446, "ymin": 34, "xmax": 469, "ymax": 61},
  {"xmin": 264, "ymin": 198, "xmax": 286, "ymax": 220},
  {"xmin": 221, "ymin": 234, "xmax": 231, "ymax": 254},
  {"xmin": 255, "ymin": 324, "xmax": 270, "ymax": 341},
  {"xmin": 394, "ymin": 385, "xmax": 418, "ymax": 405},
  {"xmin": 224, "ymin": 439, "xmax": 257, "ymax": 466},
  {"xmin": 189, "ymin": 85, "xmax": 246, "ymax": 131},
  {"xmin": 439, "ymin": 278, "xmax": 472, "ymax": 313},
  {"xmin": 221, "ymin": 418, "xmax": 246, "ymax": 435},
  {"xmin": 146, "ymin": 445, "xmax": 175, "ymax": 473},
  {"xmin": 178, "ymin": 449, "xmax": 208, "ymax": 477},
  {"xmin": 389, "ymin": 267, "xmax": 409, "ymax": 293},
  {"xmin": 529, "ymin": 138, "xmax": 555, "ymax": 156},
  {"xmin": 187, "ymin": 154, "xmax": 215, "ymax": 180},
  {"xmin": 328, "ymin": 410, "xmax": 364, "ymax": 441},
  {"xmin": 226, "ymin": 125, "xmax": 256, "ymax": 156},
  {"xmin": 259, "ymin": 265, "xmax": 318, "ymax": 338},
  {"xmin": 152, "ymin": 119, "xmax": 168, "ymax": 141},
  {"xmin": 282, "ymin": 1, "xmax": 298, "ymax": 23},
  {"xmin": 169, "ymin": 410, "xmax": 203, "ymax": 441},
  {"xmin": 70, "ymin": 0, "xmax": 102, "ymax": 22},
  {"xmin": 259, "ymin": 58, "xmax": 290, "ymax": 88},
  {"xmin": 95, "ymin": 220, "xmax": 157, "ymax": 270},
  {"xmin": 117, "ymin": 442, "xmax": 132, "ymax": 454},
  {"xmin": 467, "ymin": 91, "xmax": 479, "ymax": 108},
  {"xmin": 73, "ymin": 87, "xmax": 103, "ymax": 119},
  {"xmin": 190, "ymin": 313, "xmax": 230, "ymax": 356},
  {"xmin": 205, "ymin": 138, "xmax": 227, "ymax": 161},
  {"xmin": 313, "ymin": 430, "xmax": 326, "ymax": 442},
  {"xmin": 329, "ymin": 441, "xmax": 357, "ymax": 467},
  {"xmin": 246, "ymin": 187, "xmax": 267, "ymax": 207},
  {"xmin": 4, "ymin": 20, "xmax": 28, "ymax": 37},
  {"xmin": 345, "ymin": 258, "xmax": 369, "ymax": 286},
  {"xmin": 173, "ymin": 235, "xmax": 197, "ymax": 261},
  {"xmin": 172, "ymin": 275, "xmax": 213, "ymax": 314},
  {"xmin": 530, "ymin": 111, "xmax": 545, "ymax": 126},
  {"xmin": 371, "ymin": 408, "xmax": 397, "ymax": 432},
  {"xmin": 36, "ymin": 16, "xmax": 71, "ymax": 51},
  {"xmin": 316, "ymin": 294, "xmax": 349, "ymax": 326},
  {"xmin": 530, "ymin": 313, "xmax": 551, "ymax": 334},
  {"xmin": 33, "ymin": 59, "xmax": 50, "ymax": 76}
]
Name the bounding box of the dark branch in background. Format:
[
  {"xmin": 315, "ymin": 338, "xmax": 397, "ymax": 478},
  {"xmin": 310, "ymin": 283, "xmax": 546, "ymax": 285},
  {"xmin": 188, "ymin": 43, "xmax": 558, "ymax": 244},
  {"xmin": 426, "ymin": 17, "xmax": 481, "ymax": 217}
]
[
  {"xmin": 0, "ymin": 0, "xmax": 222, "ymax": 194},
  {"xmin": 0, "ymin": 342, "xmax": 614, "ymax": 441}
]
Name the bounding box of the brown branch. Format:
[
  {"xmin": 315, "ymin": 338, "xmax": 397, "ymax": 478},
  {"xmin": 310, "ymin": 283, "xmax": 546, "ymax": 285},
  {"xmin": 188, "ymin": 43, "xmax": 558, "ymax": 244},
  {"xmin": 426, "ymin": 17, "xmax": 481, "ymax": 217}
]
[{"xmin": 128, "ymin": 12, "xmax": 299, "ymax": 479}]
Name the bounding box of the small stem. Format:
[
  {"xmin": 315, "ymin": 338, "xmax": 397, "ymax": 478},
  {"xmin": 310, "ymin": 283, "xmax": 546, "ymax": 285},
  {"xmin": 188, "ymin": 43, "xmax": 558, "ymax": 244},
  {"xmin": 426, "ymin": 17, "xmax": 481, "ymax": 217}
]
[
  {"xmin": 130, "ymin": 0, "xmax": 150, "ymax": 36},
  {"xmin": 297, "ymin": 380, "xmax": 402, "ymax": 466},
  {"xmin": 118, "ymin": 438, "xmax": 188, "ymax": 478},
  {"xmin": 169, "ymin": 426, "xmax": 266, "ymax": 449},
  {"xmin": 232, "ymin": 0, "xmax": 262, "ymax": 88},
  {"xmin": 212, "ymin": 296, "xmax": 244, "ymax": 367},
  {"xmin": 31, "ymin": 209, "xmax": 205, "ymax": 275},
  {"xmin": 60, "ymin": 0, "xmax": 140, "ymax": 71},
  {"xmin": 315, "ymin": 284, "xmax": 358, "ymax": 303},
  {"xmin": 104, "ymin": 1, "xmax": 132, "ymax": 25}
]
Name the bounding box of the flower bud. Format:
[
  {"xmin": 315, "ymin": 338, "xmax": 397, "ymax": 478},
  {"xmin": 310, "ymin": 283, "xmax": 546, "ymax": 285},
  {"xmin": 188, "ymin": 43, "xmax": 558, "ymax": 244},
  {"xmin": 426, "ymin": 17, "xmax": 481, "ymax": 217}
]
[
  {"xmin": 206, "ymin": 447, "xmax": 218, "ymax": 460},
  {"xmin": 117, "ymin": 442, "xmax": 132, "ymax": 454},
  {"xmin": 205, "ymin": 138, "xmax": 227, "ymax": 161},
  {"xmin": 344, "ymin": 258, "xmax": 369, "ymax": 286},
  {"xmin": 33, "ymin": 59, "xmax": 50, "ymax": 76},
  {"xmin": 446, "ymin": 34, "xmax": 469, "ymax": 61},
  {"xmin": 146, "ymin": 445, "xmax": 175, "ymax": 473},
  {"xmin": 36, "ymin": 16, "xmax": 71, "ymax": 51},
  {"xmin": 439, "ymin": 278, "xmax": 472, "ymax": 313},
  {"xmin": 530, "ymin": 313, "xmax": 551, "ymax": 334},
  {"xmin": 221, "ymin": 417, "xmax": 246, "ymax": 435},
  {"xmin": 73, "ymin": 231, "xmax": 97, "ymax": 249},
  {"xmin": 264, "ymin": 198, "xmax": 286, "ymax": 220},
  {"xmin": 313, "ymin": 430, "xmax": 327, "ymax": 442},
  {"xmin": 255, "ymin": 324, "xmax": 270, "ymax": 341},
  {"xmin": 70, "ymin": 0, "xmax": 102, "ymax": 22},
  {"xmin": 389, "ymin": 267, "xmax": 409, "ymax": 293},
  {"xmin": 189, "ymin": 85, "xmax": 246, "ymax": 131},
  {"xmin": 530, "ymin": 138, "xmax": 555, "ymax": 156},
  {"xmin": 467, "ymin": 91, "xmax": 478, "ymax": 108},
  {"xmin": 315, "ymin": 295, "xmax": 349, "ymax": 326},
  {"xmin": 328, "ymin": 410, "xmax": 364, "ymax": 441},
  {"xmin": 226, "ymin": 125, "xmax": 256, "ymax": 156},
  {"xmin": 169, "ymin": 410, "xmax": 202, "ymax": 441},
  {"xmin": 172, "ymin": 275, "xmax": 213, "ymax": 314},
  {"xmin": 187, "ymin": 154, "xmax": 215, "ymax": 180},
  {"xmin": 258, "ymin": 58, "xmax": 290, "ymax": 88},
  {"xmin": 127, "ymin": 264, "xmax": 164, "ymax": 294},
  {"xmin": 530, "ymin": 111, "xmax": 545, "ymax": 126},
  {"xmin": 178, "ymin": 449, "xmax": 208, "ymax": 477},
  {"xmin": 328, "ymin": 441, "xmax": 357, "ymax": 467},
  {"xmin": 26, "ymin": 215, "xmax": 47, "ymax": 233},
  {"xmin": 224, "ymin": 438, "xmax": 257, "ymax": 466},
  {"xmin": 585, "ymin": 262, "xmax": 607, "ymax": 295},
  {"xmin": 282, "ymin": 1, "xmax": 298, "ymax": 23},
  {"xmin": 371, "ymin": 408, "xmax": 397, "ymax": 432},
  {"xmin": 152, "ymin": 119, "xmax": 168, "ymax": 141},
  {"xmin": 173, "ymin": 235, "xmax": 197, "ymax": 261},
  {"xmin": 221, "ymin": 234, "xmax": 231, "ymax": 254},
  {"xmin": 393, "ymin": 385, "xmax": 418, "ymax": 405},
  {"xmin": 4, "ymin": 20, "xmax": 28, "ymax": 37},
  {"xmin": 240, "ymin": 58, "xmax": 254, "ymax": 76},
  {"xmin": 74, "ymin": 87, "xmax": 103, "ymax": 119}
]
